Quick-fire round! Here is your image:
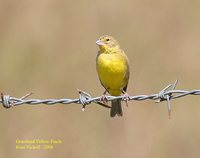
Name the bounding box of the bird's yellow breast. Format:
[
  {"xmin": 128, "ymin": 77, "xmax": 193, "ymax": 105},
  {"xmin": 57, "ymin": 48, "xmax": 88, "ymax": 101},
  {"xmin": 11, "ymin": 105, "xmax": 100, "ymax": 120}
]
[{"xmin": 96, "ymin": 52, "xmax": 128, "ymax": 95}]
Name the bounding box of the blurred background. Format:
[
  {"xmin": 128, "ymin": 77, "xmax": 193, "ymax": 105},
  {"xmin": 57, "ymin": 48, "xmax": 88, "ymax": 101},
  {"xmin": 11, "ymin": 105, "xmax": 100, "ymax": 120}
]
[{"xmin": 0, "ymin": 0, "xmax": 200, "ymax": 157}]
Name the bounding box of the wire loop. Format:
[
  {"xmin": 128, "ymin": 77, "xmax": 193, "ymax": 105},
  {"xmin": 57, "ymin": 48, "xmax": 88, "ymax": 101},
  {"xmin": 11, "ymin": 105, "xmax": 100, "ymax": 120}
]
[{"xmin": 1, "ymin": 93, "xmax": 11, "ymax": 108}]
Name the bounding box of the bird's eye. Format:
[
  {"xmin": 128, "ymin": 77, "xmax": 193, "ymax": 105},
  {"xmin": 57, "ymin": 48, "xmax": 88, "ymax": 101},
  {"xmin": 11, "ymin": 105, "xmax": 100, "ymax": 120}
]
[{"xmin": 106, "ymin": 38, "xmax": 110, "ymax": 42}]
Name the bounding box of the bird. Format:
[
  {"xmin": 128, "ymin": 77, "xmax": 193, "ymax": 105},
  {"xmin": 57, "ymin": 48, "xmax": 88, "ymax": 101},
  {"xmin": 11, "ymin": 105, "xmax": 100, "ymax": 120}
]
[{"xmin": 96, "ymin": 35, "xmax": 130, "ymax": 117}]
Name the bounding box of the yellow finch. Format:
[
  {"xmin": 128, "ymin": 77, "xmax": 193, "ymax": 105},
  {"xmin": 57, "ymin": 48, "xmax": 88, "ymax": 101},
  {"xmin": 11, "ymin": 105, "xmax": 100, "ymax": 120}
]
[{"xmin": 96, "ymin": 35, "xmax": 129, "ymax": 117}]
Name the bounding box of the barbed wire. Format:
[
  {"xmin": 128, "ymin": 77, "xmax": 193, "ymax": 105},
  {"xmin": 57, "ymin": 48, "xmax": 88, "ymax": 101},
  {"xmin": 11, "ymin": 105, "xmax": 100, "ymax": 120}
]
[{"xmin": 1, "ymin": 80, "xmax": 200, "ymax": 118}]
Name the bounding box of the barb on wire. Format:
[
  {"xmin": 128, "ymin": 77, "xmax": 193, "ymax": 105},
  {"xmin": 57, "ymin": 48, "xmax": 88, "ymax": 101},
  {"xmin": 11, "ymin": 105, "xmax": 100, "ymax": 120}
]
[
  {"xmin": 1, "ymin": 80, "xmax": 200, "ymax": 118},
  {"xmin": 155, "ymin": 79, "xmax": 178, "ymax": 119}
]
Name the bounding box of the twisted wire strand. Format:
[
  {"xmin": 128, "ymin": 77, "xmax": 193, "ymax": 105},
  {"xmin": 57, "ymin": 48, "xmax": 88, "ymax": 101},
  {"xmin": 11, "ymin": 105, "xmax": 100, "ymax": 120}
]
[{"xmin": 1, "ymin": 80, "xmax": 200, "ymax": 117}]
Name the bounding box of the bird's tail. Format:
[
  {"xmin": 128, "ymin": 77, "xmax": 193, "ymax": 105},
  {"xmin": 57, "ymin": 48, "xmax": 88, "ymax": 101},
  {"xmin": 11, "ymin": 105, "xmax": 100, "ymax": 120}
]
[{"xmin": 110, "ymin": 99, "xmax": 123, "ymax": 117}]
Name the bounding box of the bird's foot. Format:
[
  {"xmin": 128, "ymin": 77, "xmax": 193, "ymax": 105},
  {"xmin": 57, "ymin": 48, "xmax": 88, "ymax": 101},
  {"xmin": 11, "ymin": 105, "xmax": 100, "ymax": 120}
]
[
  {"xmin": 122, "ymin": 91, "xmax": 130, "ymax": 107},
  {"xmin": 100, "ymin": 93, "xmax": 108, "ymax": 105}
]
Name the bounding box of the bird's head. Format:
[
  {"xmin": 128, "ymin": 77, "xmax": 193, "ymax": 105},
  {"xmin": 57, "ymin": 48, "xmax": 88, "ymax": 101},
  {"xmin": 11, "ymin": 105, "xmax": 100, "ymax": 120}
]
[{"xmin": 96, "ymin": 35, "xmax": 120, "ymax": 52}]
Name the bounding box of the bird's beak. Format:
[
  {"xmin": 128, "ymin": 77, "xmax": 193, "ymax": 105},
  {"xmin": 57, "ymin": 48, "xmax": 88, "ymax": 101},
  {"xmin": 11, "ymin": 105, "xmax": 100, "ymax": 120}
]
[{"xmin": 96, "ymin": 39, "xmax": 104, "ymax": 46}]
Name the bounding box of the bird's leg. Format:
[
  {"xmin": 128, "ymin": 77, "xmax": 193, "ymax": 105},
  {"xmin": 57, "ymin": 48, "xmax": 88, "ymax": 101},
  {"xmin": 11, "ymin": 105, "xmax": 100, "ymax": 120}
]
[
  {"xmin": 100, "ymin": 90, "xmax": 108, "ymax": 105},
  {"xmin": 122, "ymin": 90, "xmax": 130, "ymax": 107}
]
